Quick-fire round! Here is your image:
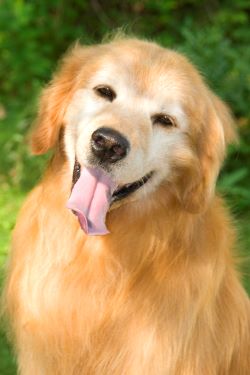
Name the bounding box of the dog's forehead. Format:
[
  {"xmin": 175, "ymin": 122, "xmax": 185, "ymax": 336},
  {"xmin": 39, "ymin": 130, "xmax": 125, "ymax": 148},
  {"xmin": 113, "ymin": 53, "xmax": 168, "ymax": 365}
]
[{"xmin": 89, "ymin": 49, "xmax": 189, "ymax": 100}]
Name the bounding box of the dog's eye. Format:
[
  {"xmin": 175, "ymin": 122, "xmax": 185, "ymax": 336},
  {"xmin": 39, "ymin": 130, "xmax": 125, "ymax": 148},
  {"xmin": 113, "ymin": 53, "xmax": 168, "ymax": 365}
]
[
  {"xmin": 94, "ymin": 85, "xmax": 116, "ymax": 102},
  {"xmin": 152, "ymin": 114, "xmax": 175, "ymax": 128}
]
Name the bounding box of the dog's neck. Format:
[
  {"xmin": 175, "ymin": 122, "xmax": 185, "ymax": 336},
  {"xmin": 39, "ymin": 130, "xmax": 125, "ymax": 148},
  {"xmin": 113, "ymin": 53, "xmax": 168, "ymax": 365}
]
[{"xmin": 43, "ymin": 153, "xmax": 227, "ymax": 272}]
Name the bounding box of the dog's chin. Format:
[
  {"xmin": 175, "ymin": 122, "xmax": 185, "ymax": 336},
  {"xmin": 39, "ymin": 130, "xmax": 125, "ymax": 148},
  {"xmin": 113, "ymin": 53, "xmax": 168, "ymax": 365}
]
[
  {"xmin": 109, "ymin": 172, "xmax": 154, "ymax": 211},
  {"xmin": 109, "ymin": 191, "xmax": 145, "ymax": 212},
  {"xmin": 111, "ymin": 171, "xmax": 154, "ymax": 204}
]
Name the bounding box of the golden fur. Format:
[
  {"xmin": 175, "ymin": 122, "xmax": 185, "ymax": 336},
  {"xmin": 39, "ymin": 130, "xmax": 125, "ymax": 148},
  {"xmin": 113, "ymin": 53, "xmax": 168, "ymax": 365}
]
[{"xmin": 3, "ymin": 37, "xmax": 250, "ymax": 374}]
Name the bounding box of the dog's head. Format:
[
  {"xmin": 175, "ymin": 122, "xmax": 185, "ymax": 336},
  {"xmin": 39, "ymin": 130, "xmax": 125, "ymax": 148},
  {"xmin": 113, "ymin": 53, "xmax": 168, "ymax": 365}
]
[{"xmin": 31, "ymin": 38, "xmax": 237, "ymax": 232}]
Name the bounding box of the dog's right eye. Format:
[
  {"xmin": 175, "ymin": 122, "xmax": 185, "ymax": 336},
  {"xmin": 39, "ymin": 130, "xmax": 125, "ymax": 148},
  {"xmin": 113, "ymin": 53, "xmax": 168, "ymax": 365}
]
[{"xmin": 94, "ymin": 85, "xmax": 116, "ymax": 102}]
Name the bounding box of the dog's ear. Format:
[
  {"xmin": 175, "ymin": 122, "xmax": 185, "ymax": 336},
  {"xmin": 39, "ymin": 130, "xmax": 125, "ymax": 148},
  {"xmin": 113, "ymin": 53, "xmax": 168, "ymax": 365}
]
[
  {"xmin": 30, "ymin": 45, "xmax": 89, "ymax": 155},
  {"xmin": 176, "ymin": 91, "xmax": 237, "ymax": 213}
]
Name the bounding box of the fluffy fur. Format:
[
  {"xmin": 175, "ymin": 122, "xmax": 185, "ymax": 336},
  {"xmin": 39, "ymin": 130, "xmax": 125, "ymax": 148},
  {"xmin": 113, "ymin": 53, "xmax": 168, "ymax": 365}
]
[{"xmin": 3, "ymin": 37, "xmax": 250, "ymax": 374}]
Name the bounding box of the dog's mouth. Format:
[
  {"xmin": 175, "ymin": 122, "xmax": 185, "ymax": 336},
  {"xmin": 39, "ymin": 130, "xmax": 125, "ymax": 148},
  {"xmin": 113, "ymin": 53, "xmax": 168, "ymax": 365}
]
[
  {"xmin": 111, "ymin": 171, "xmax": 153, "ymax": 203},
  {"xmin": 67, "ymin": 160, "xmax": 153, "ymax": 235},
  {"xmin": 72, "ymin": 160, "xmax": 153, "ymax": 203}
]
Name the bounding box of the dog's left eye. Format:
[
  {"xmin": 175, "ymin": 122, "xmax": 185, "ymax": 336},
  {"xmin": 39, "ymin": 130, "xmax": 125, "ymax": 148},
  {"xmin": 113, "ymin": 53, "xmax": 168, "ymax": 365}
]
[
  {"xmin": 152, "ymin": 114, "xmax": 175, "ymax": 128},
  {"xmin": 94, "ymin": 85, "xmax": 116, "ymax": 102}
]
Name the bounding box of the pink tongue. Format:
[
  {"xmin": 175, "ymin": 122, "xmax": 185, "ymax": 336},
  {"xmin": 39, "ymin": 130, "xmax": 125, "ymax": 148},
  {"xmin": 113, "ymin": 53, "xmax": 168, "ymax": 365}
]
[{"xmin": 66, "ymin": 167, "xmax": 117, "ymax": 235}]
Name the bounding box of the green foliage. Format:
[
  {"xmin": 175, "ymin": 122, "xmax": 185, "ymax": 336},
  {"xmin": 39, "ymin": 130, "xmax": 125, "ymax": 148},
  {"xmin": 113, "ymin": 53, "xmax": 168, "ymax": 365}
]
[
  {"xmin": 0, "ymin": 328, "xmax": 16, "ymax": 375},
  {"xmin": 0, "ymin": 187, "xmax": 23, "ymax": 375},
  {"xmin": 219, "ymin": 121, "xmax": 250, "ymax": 212}
]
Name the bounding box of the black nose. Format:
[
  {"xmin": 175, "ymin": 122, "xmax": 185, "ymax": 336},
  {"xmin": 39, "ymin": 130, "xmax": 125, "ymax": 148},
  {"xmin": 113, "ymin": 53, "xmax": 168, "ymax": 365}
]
[{"xmin": 91, "ymin": 127, "xmax": 130, "ymax": 163}]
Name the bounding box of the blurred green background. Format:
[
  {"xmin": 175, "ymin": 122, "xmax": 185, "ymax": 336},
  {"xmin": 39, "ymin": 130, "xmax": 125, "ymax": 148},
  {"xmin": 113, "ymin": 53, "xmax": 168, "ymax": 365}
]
[{"xmin": 0, "ymin": 1, "xmax": 250, "ymax": 373}]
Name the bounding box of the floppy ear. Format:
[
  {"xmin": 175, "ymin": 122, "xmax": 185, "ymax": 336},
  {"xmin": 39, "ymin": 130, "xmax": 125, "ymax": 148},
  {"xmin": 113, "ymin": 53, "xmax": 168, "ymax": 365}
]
[
  {"xmin": 209, "ymin": 92, "xmax": 238, "ymax": 145},
  {"xmin": 30, "ymin": 45, "xmax": 89, "ymax": 155},
  {"xmin": 176, "ymin": 91, "xmax": 237, "ymax": 213}
]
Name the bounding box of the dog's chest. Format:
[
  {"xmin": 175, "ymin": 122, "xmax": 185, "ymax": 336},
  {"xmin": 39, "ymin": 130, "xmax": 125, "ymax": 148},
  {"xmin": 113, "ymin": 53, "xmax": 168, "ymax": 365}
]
[{"xmin": 20, "ymin": 250, "xmax": 170, "ymax": 374}]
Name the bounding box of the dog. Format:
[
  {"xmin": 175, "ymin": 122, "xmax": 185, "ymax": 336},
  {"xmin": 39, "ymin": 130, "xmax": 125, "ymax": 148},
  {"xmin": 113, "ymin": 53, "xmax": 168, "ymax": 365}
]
[{"xmin": 3, "ymin": 36, "xmax": 250, "ymax": 374}]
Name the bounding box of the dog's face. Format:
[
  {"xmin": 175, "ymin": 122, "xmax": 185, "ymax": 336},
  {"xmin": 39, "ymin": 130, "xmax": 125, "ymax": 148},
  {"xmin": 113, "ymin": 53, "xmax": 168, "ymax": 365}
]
[
  {"xmin": 31, "ymin": 38, "xmax": 236, "ymax": 213},
  {"xmin": 64, "ymin": 43, "xmax": 192, "ymax": 206}
]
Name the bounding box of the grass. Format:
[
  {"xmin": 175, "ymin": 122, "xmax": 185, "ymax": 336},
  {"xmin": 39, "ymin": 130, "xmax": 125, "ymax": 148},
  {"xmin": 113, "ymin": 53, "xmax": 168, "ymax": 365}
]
[{"xmin": 0, "ymin": 185, "xmax": 249, "ymax": 374}]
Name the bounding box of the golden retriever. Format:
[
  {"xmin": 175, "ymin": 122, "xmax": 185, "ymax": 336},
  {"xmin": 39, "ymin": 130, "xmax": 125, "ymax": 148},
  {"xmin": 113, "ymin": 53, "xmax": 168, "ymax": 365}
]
[{"xmin": 3, "ymin": 36, "xmax": 250, "ymax": 374}]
